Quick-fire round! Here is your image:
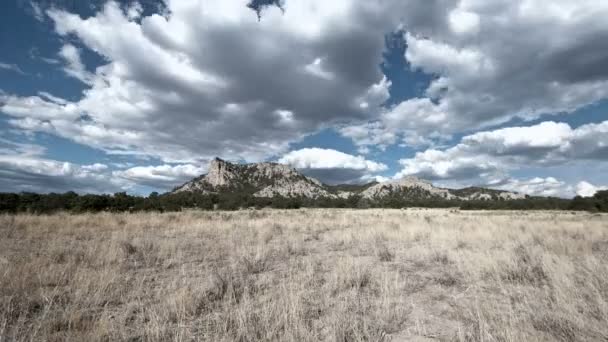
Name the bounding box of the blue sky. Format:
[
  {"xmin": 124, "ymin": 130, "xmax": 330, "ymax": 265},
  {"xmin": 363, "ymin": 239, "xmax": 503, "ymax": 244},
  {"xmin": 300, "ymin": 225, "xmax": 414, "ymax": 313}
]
[{"xmin": 0, "ymin": 0, "xmax": 607, "ymax": 197}]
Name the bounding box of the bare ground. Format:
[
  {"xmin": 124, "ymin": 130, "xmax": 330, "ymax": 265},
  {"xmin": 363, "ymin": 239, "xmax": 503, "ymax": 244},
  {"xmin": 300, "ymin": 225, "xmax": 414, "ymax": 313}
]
[{"xmin": 1, "ymin": 209, "xmax": 607, "ymax": 341}]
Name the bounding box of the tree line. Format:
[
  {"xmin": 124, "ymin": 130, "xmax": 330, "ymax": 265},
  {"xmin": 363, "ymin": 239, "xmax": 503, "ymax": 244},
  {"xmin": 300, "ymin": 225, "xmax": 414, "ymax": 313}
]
[{"xmin": 0, "ymin": 190, "xmax": 607, "ymax": 214}]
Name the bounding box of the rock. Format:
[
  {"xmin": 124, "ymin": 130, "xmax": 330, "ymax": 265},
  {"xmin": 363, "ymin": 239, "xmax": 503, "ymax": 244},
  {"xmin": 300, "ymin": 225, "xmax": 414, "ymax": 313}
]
[
  {"xmin": 173, "ymin": 158, "xmax": 334, "ymax": 198},
  {"xmin": 173, "ymin": 158, "xmax": 525, "ymax": 202},
  {"xmin": 361, "ymin": 176, "xmax": 455, "ymax": 200}
]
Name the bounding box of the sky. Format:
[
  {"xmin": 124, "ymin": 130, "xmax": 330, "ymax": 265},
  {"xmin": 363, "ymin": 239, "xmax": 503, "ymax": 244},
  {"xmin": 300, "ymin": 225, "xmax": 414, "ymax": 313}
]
[{"xmin": 0, "ymin": 0, "xmax": 607, "ymax": 198}]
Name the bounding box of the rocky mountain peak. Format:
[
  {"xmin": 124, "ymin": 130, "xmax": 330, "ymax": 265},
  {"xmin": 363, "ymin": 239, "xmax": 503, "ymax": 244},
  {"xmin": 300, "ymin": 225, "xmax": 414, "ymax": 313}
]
[
  {"xmin": 173, "ymin": 158, "xmax": 331, "ymax": 198},
  {"xmin": 173, "ymin": 158, "xmax": 525, "ymax": 202}
]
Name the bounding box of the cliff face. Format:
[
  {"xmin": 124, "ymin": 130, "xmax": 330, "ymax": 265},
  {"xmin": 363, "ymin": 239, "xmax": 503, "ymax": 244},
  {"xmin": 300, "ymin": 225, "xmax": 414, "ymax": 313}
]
[{"xmin": 173, "ymin": 158, "xmax": 525, "ymax": 201}]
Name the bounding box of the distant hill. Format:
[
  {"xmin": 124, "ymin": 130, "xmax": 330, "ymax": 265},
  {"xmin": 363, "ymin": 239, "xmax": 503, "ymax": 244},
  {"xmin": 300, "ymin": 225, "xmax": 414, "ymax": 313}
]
[
  {"xmin": 173, "ymin": 158, "xmax": 333, "ymax": 198},
  {"xmin": 174, "ymin": 158, "xmax": 525, "ymax": 201}
]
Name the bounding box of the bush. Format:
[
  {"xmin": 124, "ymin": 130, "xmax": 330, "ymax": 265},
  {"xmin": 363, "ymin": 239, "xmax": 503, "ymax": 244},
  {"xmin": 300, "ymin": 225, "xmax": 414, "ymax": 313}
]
[{"xmin": 0, "ymin": 190, "xmax": 604, "ymax": 214}]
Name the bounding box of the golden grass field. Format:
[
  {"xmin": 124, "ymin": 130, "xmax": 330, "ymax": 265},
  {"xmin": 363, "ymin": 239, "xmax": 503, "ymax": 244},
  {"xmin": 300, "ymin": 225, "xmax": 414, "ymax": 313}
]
[{"xmin": 1, "ymin": 209, "xmax": 607, "ymax": 341}]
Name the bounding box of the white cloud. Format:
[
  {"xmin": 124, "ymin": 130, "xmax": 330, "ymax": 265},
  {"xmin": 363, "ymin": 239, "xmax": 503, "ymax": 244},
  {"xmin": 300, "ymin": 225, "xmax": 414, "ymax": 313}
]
[
  {"xmin": 279, "ymin": 147, "xmax": 386, "ymax": 172},
  {"xmin": 396, "ymin": 150, "xmax": 503, "ymax": 182},
  {"xmin": 0, "ymin": 134, "xmax": 213, "ymax": 193},
  {"xmin": 576, "ymin": 181, "xmax": 607, "ymax": 197},
  {"xmin": 396, "ymin": 120, "xmax": 608, "ymax": 183},
  {"xmin": 114, "ymin": 163, "xmax": 207, "ymax": 188},
  {"xmin": 3, "ymin": 0, "xmax": 608, "ymax": 193},
  {"xmin": 393, "ymin": 120, "xmax": 608, "ymax": 198},
  {"xmin": 0, "ymin": 138, "xmax": 46, "ymax": 157},
  {"xmin": 449, "ymin": 8, "xmax": 480, "ymax": 35},
  {"xmin": 304, "ymin": 58, "xmax": 334, "ymax": 80},
  {"xmin": 490, "ymin": 177, "xmax": 573, "ymax": 198},
  {"xmin": 1, "ymin": 0, "xmax": 414, "ymax": 163},
  {"xmin": 343, "ymin": 0, "xmax": 608, "ymax": 149},
  {"xmin": 0, "ymin": 62, "xmax": 26, "ymax": 75},
  {"xmin": 0, "ymin": 154, "xmax": 127, "ymax": 194},
  {"xmin": 399, "ymin": 1, "xmax": 608, "ymax": 132},
  {"xmin": 59, "ymin": 44, "xmax": 94, "ymax": 84},
  {"xmin": 1, "ymin": 93, "xmax": 80, "ymax": 121},
  {"xmin": 126, "ymin": 2, "xmax": 143, "ymax": 20},
  {"xmin": 339, "ymin": 121, "xmax": 397, "ymax": 152},
  {"xmin": 279, "ymin": 147, "xmax": 387, "ymax": 184},
  {"xmin": 0, "ymin": 138, "xmax": 208, "ymax": 193}
]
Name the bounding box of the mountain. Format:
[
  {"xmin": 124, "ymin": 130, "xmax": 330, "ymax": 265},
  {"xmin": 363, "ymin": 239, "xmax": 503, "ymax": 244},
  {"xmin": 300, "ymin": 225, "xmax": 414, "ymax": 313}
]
[
  {"xmin": 359, "ymin": 178, "xmax": 526, "ymax": 201},
  {"xmin": 449, "ymin": 186, "xmax": 526, "ymax": 200},
  {"xmin": 173, "ymin": 158, "xmax": 333, "ymax": 198},
  {"xmin": 360, "ymin": 177, "xmax": 455, "ymax": 200},
  {"xmin": 173, "ymin": 158, "xmax": 526, "ymax": 201}
]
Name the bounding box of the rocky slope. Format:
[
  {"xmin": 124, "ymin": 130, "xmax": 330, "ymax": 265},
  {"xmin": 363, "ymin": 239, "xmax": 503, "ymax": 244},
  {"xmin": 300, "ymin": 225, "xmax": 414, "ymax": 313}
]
[
  {"xmin": 359, "ymin": 177, "xmax": 526, "ymax": 201},
  {"xmin": 173, "ymin": 158, "xmax": 525, "ymax": 201},
  {"xmin": 173, "ymin": 158, "xmax": 333, "ymax": 198},
  {"xmin": 360, "ymin": 177, "xmax": 455, "ymax": 200}
]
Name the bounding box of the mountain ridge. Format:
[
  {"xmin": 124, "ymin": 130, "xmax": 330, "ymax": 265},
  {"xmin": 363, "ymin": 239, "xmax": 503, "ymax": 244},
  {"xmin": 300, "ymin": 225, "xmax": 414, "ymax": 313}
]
[{"xmin": 173, "ymin": 158, "xmax": 526, "ymax": 201}]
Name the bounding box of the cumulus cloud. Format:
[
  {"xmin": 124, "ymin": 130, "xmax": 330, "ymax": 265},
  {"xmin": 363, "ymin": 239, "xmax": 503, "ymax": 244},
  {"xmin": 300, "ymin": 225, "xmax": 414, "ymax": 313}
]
[
  {"xmin": 0, "ymin": 137, "xmax": 207, "ymax": 193},
  {"xmin": 576, "ymin": 181, "xmax": 608, "ymax": 197},
  {"xmin": 3, "ymin": 0, "xmax": 608, "ymax": 193},
  {"xmin": 343, "ymin": 0, "xmax": 608, "ymax": 148},
  {"xmin": 0, "ymin": 0, "xmax": 415, "ymax": 163},
  {"xmin": 488, "ymin": 177, "xmax": 573, "ymax": 198},
  {"xmin": 338, "ymin": 121, "xmax": 397, "ymax": 152},
  {"xmin": 0, "ymin": 154, "xmax": 127, "ymax": 194},
  {"xmin": 0, "ymin": 155, "xmax": 210, "ymax": 194},
  {"xmin": 396, "ymin": 120, "xmax": 608, "ymax": 183},
  {"xmin": 0, "ymin": 138, "xmax": 125, "ymax": 193},
  {"xmin": 114, "ymin": 163, "xmax": 207, "ymax": 189},
  {"xmin": 279, "ymin": 147, "xmax": 387, "ymax": 184}
]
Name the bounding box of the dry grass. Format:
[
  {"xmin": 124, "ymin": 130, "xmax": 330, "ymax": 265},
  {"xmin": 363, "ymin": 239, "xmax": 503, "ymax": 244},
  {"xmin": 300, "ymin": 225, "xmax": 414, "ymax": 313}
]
[{"xmin": 0, "ymin": 209, "xmax": 607, "ymax": 341}]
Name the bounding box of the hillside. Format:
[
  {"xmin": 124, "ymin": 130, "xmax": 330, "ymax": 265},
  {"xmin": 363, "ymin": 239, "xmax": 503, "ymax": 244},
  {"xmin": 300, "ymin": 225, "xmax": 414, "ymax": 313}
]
[
  {"xmin": 173, "ymin": 158, "xmax": 333, "ymax": 198},
  {"xmin": 173, "ymin": 158, "xmax": 525, "ymax": 202}
]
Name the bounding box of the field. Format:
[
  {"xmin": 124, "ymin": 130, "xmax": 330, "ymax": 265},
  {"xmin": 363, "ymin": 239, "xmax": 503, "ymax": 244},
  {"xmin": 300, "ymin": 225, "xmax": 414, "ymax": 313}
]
[{"xmin": 1, "ymin": 209, "xmax": 607, "ymax": 341}]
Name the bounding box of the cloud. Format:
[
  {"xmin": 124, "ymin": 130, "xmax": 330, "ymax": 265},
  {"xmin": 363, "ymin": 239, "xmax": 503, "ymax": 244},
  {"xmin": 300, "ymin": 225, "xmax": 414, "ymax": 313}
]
[
  {"xmin": 30, "ymin": 1, "xmax": 44, "ymax": 22},
  {"xmin": 0, "ymin": 138, "xmax": 46, "ymax": 157},
  {"xmin": 278, "ymin": 147, "xmax": 387, "ymax": 184},
  {"xmin": 0, "ymin": 138, "xmax": 126, "ymax": 193},
  {"xmin": 0, "ymin": 137, "xmax": 208, "ymax": 193},
  {"xmin": 28, "ymin": 47, "xmax": 60, "ymax": 65},
  {"xmin": 3, "ymin": 0, "xmax": 607, "ymax": 194},
  {"xmin": 9, "ymin": 1, "xmax": 608, "ymax": 161},
  {"xmin": 0, "ymin": 62, "xmax": 26, "ymax": 75},
  {"xmin": 0, "ymin": 155, "xmax": 127, "ymax": 194},
  {"xmin": 396, "ymin": 150, "xmax": 503, "ymax": 182},
  {"xmin": 488, "ymin": 177, "xmax": 573, "ymax": 198},
  {"xmin": 114, "ymin": 163, "xmax": 207, "ymax": 189},
  {"xmin": 1, "ymin": 0, "xmax": 413, "ymax": 163},
  {"xmin": 576, "ymin": 181, "xmax": 607, "ymax": 197},
  {"xmin": 59, "ymin": 44, "xmax": 94, "ymax": 84},
  {"xmin": 343, "ymin": 1, "xmax": 608, "ymax": 148},
  {"xmin": 338, "ymin": 121, "xmax": 397, "ymax": 152},
  {"xmin": 396, "ymin": 120, "xmax": 608, "ymax": 183}
]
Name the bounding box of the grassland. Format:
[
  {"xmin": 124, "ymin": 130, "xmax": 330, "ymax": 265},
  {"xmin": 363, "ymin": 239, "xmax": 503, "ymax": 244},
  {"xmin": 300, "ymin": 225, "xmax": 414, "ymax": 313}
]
[{"xmin": 1, "ymin": 209, "xmax": 607, "ymax": 341}]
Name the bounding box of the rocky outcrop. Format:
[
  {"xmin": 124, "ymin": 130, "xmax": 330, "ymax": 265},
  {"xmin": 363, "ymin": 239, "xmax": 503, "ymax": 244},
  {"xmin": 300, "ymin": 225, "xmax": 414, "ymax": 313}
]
[
  {"xmin": 361, "ymin": 176, "xmax": 455, "ymax": 200},
  {"xmin": 173, "ymin": 158, "xmax": 525, "ymax": 201},
  {"xmin": 173, "ymin": 158, "xmax": 333, "ymax": 198},
  {"xmin": 449, "ymin": 186, "xmax": 526, "ymax": 201}
]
